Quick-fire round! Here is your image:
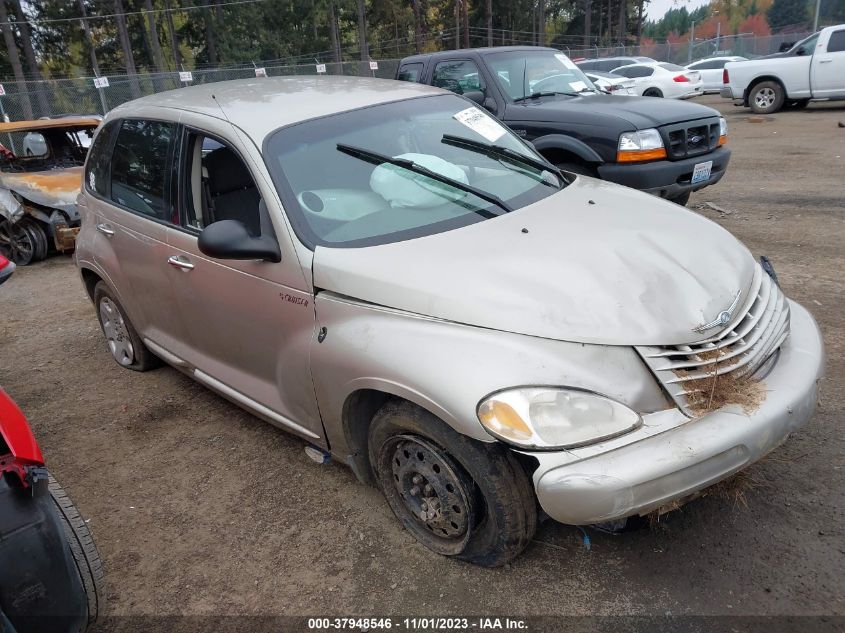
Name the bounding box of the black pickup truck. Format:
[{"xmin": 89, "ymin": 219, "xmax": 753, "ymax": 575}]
[{"xmin": 396, "ymin": 47, "xmax": 731, "ymax": 206}]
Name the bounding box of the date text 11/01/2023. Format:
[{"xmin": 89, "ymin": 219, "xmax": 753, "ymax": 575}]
[{"xmin": 307, "ymin": 617, "xmax": 529, "ymax": 630}]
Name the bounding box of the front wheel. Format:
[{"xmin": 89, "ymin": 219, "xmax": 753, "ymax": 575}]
[
  {"xmin": 749, "ymin": 81, "xmax": 784, "ymax": 114},
  {"xmin": 49, "ymin": 476, "xmax": 104, "ymax": 631},
  {"xmin": 669, "ymin": 191, "xmax": 691, "ymax": 207},
  {"xmin": 369, "ymin": 400, "xmax": 537, "ymax": 567}
]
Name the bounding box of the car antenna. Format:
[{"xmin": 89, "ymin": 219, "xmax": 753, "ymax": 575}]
[{"xmin": 210, "ymin": 93, "xmax": 236, "ymax": 131}]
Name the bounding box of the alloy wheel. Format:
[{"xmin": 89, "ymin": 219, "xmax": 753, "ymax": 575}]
[{"xmin": 99, "ymin": 297, "xmax": 135, "ymax": 366}]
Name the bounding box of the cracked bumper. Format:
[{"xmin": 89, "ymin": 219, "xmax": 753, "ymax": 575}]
[{"xmin": 532, "ymin": 300, "xmax": 824, "ymax": 525}]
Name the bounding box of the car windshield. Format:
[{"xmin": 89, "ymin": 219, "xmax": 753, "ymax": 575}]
[
  {"xmin": 264, "ymin": 94, "xmax": 565, "ymax": 248},
  {"xmin": 484, "ymin": 50, "xmax": 597, "ymax": 101}
]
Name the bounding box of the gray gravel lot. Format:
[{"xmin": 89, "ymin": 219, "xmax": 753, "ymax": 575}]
[{"xmin": 0, "ymin": 95, "xmax": 843, "ymax": 623}]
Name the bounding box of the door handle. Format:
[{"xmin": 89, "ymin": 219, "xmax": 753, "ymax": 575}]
[
  {"xmin": 818, "ymin": 59, "xmax": 833, "ymax": 63},
  {"xmin": 167, "ymin": 255, "xmax": 195, "ymax": 271},
  {"xmin": 96, "ymin": 223, "xmax": 114, "ymax": 237}
]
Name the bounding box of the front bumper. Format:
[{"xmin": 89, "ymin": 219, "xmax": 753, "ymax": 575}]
[
  {"xmin": 597, "ymin": 146, "xmax": 731, "ymax": 199},
  {"xmin": 531, "ymin": 300, "xmax": 824, "ymax": 525}
]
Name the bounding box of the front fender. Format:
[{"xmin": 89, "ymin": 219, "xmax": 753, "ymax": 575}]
[
  {"xmin": 530, "ymin": 134, "xmax": 604, "ymax": 164},
  {"xmin": 311, "ymin": 293, "xmax": 670, "ymax": 459}
]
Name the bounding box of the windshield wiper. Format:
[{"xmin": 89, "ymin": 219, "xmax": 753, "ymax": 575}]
[
  {"xmin": 441, "ymin": 134, "xmax": 564, "ymax": 187},
  {"xmin": 336, "ymin": 143, "xmax": 513, "ymax": 214},
  {"xmin": 513, "ymin": 91, "xmax": 578, "ymax": 103}
]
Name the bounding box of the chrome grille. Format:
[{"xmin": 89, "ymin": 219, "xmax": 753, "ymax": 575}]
[{"xmin": 637, "ymin": 265, "xmax": 790, "ymax": 415}]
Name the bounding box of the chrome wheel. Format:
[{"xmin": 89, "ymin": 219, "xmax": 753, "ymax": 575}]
[
  {"xmin": 380, "ymin": 434, "xmax": 476, "ymax": 555},
  {"xmin": 99, "ymin": 297, "xmax": 135, "ymax": 366},
  {"xmin": 755, "ymin": 87, "xmax": 776, "ymax": 110}
]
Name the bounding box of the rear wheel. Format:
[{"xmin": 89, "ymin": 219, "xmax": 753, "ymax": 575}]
[
  {"xmin": 93, "ymin": 281, "xmax": 160, "ymax": 371},
  {"xmin": 48, "ymin": 476, "xmax": 104, "ymax": 631},
  {"xmin": 643, "ymin": 88, "xmax": 663, "ymax": 98},
  {"xmin": 369, "ymin": 400, "xmax": 537, "ymax": 567},
  {"xmin": 749, "ymin": 81, "xmax": 784, "ymax": 114},
  {"xmin": 0, "ymin": 219, "xmax": 37, "ymax": 266}
]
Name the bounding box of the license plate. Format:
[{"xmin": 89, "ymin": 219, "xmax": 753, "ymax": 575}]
[{"xmin": 691, "ymin": 160, "xmax": 713, "ymax": 184}]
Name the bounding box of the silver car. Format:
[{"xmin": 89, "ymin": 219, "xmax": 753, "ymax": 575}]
[{"xmin": 75, "ymin": 77, "xmax": 824, "ymax": 566}]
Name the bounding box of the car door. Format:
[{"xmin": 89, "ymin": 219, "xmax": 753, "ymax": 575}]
[
  {"xmin": 83, "ymin": 117, "xmax": 192, "ymax": 359},
  {"xmin": 811, "ymin": 28, "xmax": 845, "ymax": 98},
  {"xmin": 162, "ymin": 124, "xmax": 324, "ymax": 442}
]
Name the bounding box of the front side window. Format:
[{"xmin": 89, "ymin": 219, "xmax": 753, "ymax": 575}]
[
  {"xmin": 264, "ymin": 94, "xmax": 565, "ymax": 249},
  {"xmin": 485, "ymin": 50, "xmax": 596, "ymax": 100},
  {"xmin": 432, "ymin": 60, "xmax": 485, "ymax": 95},
  {"xmin": 827, "ymin": 30, "xmax": 845, "ymax": 53},
  {"xmin": 110, "ymin": 119, "xmax": 176, "ymax": 221},
  {"xmin": 398, "ymin": 62, "xmax": 424, "ymax": 82}
]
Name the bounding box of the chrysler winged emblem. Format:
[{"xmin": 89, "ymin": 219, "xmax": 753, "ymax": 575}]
[{"xmin": 693, "ymin": 290, "xmax": 742, "ymax": 333}]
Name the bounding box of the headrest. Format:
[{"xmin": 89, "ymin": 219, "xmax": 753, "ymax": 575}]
[{"xmin": 204, "ymin": 147, "xmax": 254, "ymax": 195}]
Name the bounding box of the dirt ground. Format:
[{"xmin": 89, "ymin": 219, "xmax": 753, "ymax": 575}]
[{"xmin": 1, "ymin": 95, "xmax": 843, "ymax": 625}]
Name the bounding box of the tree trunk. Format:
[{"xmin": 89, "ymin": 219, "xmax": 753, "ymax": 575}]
[
  {"xmin": 486, "ymin": 0, "xmax": 493, "ymax": 46},
  {"xmin": 0, "ymin": 0, "xmax": 32, "ymax": 119},
  {"xmin": 412, "ymin": 0, "xmax": 422, "ymax": 53},
  {"xmin": 455, "ymin": 0, "xmax": 460, "ymax": 49},
  {"xmin": 538, "ymin": 0, "xmax": 545, "ymax": 46},
  {"xmin": 143, "ymin": 0, "xmax": 165, "ymax": 73},
  {"xmin": 329, "ymin": 3, "xmax": 342, "ymax": 62},
  {"xmin": 114, "ymin": 0, "xmax": 141, "ymax": 98},
  {"xmin": 200, "ymin": 0, "xmax": 218, "ymax": 64},
  {"xmin": 164, "ymin": 0, "xmax": 182, "ymax": 70},
  {"xmin": 78, "ymin": 0, "xmax": 102, "ymax": 77},
  {"xmin": 357, "ymin": 0, "xmax": 368, "ymax": 62},
  {"xmin": 637, "ymin": 0, "xmax": 644, "ymax": 44},
  {"xmin": 584, "ymin": 0, "xmax": 592, "ymax": 47},
  {"xmin": 10, "ymin": 0, "xmax": 49, "ymax": 116},
  {"xmin": 461, "ymin": 0, "xmax": 469, "ymax": 48},
  {"xmin": 618, "ymin": 0, "xmax": 627, "ymax": 48}
]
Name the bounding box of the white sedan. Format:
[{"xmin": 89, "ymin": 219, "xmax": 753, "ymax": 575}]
[
  {"xmin": 611, "ymin": 62, "xmax": 703, "ymax": 99},
  {"xmin": 686, "ymin": 56, "xmax": 747, "ymax": 93},
  {"xmin": 583, "ymin": 71, "xmax": 637, "ymax": 95}
]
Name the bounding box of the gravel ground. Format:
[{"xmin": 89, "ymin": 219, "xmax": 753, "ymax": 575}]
[{"xmin": 1, "ymin": 95, "xmax": 843, "ymax": 625}]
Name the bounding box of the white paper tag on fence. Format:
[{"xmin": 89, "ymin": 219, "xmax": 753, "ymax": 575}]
[
  {"xmin": 452, "ymin": 106, "xmax": 506, "ymax": 143},
  {"xmin": 0, "ymin": 84, "xmax": 5, "ymax": 97},
  {"xmin": 316, "ymin": 63, "xmax": 327, "ymax": 74},
  {"xmin": 179, "ymin": 71, "xmax": 193, "ymax": 82},
  {"xmin": 254, "ymin": 67, "xmax": 267, "ymax": 78},
  {"xmin": 93, "ymin": 76, "xmax": 109, "ymax": 89},
  {"xmin": 369, "ymin": 61, "xmax": 379, "ymax": 70}
]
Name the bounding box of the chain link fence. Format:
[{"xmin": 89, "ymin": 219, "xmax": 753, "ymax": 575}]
[{"xmin": 0, "ymin": 30, "xmax": 811, "ymax": 123}]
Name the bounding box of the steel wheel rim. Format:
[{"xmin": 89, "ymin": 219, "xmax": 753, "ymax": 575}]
[
  {"xmin": 0, "ymin": 220, "xmax": 34, "ymax": 265},
  {"xmin": 380, "ymin": 434, "xmax": 476, "ymax": 555},
  {"xmin": 756, "ymin": 87, "xmax": 775, "ymax": 108},
  {"xmin": 99, "ymin": 297, "xmax": 135, "ymax": 366}
]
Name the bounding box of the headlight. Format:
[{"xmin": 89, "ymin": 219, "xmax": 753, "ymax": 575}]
[
  {"xmin": 616, "ymin": 128, "xmax": 667, "ymax": 162},
  {"xmin": 718, "ymin": 116, "xmax": 728, "ymax": 146},
  {"xmin": 477, "ymin": 387, "xmax": 642, "ymax": 450}
]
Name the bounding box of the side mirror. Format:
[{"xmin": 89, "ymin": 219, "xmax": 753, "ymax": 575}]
[
  {"xmin": 795, "ymin": 46, "xmax": 806, "ymax": 56},
  {"xmin": 198, "ymin": 220, "xmax": 281, "ymax": 262},
  {"xmin": 463, "ymin": 90, "xmax": 485, "ymax": 105},
  {"xmin": 482, "ymin": 97, "xmax": 498, "ymax": 114}
]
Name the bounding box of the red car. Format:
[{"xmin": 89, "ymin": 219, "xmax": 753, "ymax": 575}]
[{"xmin": 0, "ymin": 255, "xmax": 103, "ymax": 632}]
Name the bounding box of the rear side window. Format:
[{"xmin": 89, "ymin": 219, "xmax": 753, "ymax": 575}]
[
  {"xmin": 85, "ymin": 121, "xmax": 119, "ymax": 197},
  {"xmin": 827, "ymin": 30, "xmax": 845, "ymax": 53},
  {"xmin": 110, "ymin": 119, "xmax": 177, "ymax": 221},
  {"xmin": 398, "ymin": 62, "xmax": 424, "ymax": 82}
]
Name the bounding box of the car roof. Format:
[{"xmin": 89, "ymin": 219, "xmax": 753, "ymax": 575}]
[
  {"xmin": 107, "ymin": 76, "xmax": 445, "ymax": 142},
  {"xmin": 585, "ymin": 70, "xmax": 626, "ymax": 79},
  {"xmin": 687, "ymin": 56, "xmax": 746, "ymax": 64},
  {"xmin": 400, "ymin": 46, "xmax": 559, "ymax": 64},
  {"xmin": 0, "ymin": 117, "xmax": 101, "ymax": 133}
]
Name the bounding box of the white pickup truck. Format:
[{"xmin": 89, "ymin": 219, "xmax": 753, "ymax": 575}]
[{"xmin": 721, "ymin": 25, "xmax": 845, "ymax": 114}]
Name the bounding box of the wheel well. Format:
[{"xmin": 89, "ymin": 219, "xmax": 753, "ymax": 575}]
[
  {"xmin": 342, "ymin": 389, "xmax": 392, "ymax": 484},
  {"xmin": 537, "ymin": 148, "xmax": 588, "ymax": 167},
  {"xmin": 79, "ymin": 268, "xmax": 102, "ymax": 302},
  {"xmin": 744, "ymin": 76, "xmax": 785, "ymax": 105}
]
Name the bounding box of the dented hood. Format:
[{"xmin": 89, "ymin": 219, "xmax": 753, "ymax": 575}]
[
  {"xmin": 313, "ymin": 177, "xmax": 756, "ymax": 346},
  {"xmin": 0, "ymin": 167, "xmax": 82, "ymax": 215}
]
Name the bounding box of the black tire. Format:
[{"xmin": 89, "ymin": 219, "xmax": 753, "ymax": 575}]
[
  {"xmin": 749, "ymin": 80, "xmax": 784, "ymax": 114},
  {"xmin": 783, "ymin": 99, "xmax": 809, "ymax": 110},
  {"xmin": 48, "ymin": 476, "xmax": 104, "ymax": 631},
  {"xmin": 19, "ymin": 217, "xmax": 48, "ymax": 261},
  {"xmin": 643, "ymin": 88, "xmax": 663, "ymax": 98},
  {"xmin": 368, "ymin": 400, "xmax": 537, "ymax": 567},
  {"xmin": 93, "ymin": 281, "xmax": 160, "ymax": 371},
  {"xmin": 556, "ymin": 162, "xmax": 597, "ymax": 178},
  {"xmin": 0, "ymin": 219, "xmax": 37, "ymax": 266},
  {"xmin": 669, "ymin": 190, "xmax": 691, "ymax": 206}
]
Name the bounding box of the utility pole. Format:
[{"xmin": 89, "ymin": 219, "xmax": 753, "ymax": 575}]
[
  {"xmin": 688, "ymin": 20, "xmax": 695, "ymax": 63},
  {"xmin": 813, "ymin": 0, "xmax": 821, "ymax": 32}
]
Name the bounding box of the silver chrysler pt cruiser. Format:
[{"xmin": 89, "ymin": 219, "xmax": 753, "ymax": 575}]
[{"xmin": 75, "ymin": 77, "xmax": 824, "ymax": 566}]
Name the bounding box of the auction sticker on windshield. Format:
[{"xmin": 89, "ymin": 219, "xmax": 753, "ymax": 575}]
[
  {"xmin": 453, "ymin": 107, "xmax": 506, "ymax": 143},
  {"xmin": 691, "ymin": 160, "xmax": 713, "ymax": 185}
]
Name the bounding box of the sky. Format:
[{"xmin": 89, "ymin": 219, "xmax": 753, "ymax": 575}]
[{"xmin": 645, "ymin": 0, "xmax": 711, "ymax": 21}]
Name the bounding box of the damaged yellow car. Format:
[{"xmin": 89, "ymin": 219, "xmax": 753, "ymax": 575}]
[{"xmin": 0, "ymin": 117, "xmax": 100, "ymax": 265}]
